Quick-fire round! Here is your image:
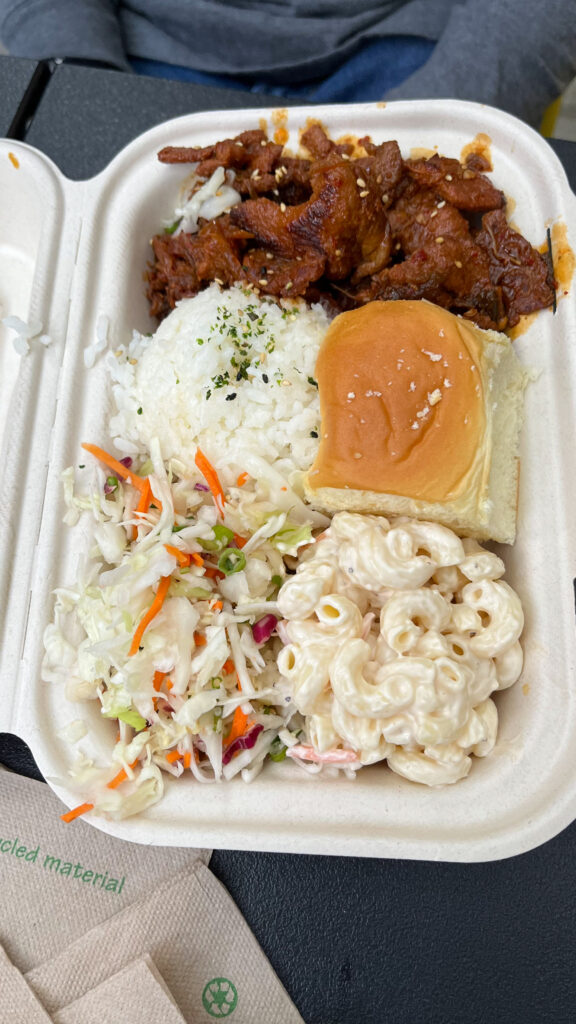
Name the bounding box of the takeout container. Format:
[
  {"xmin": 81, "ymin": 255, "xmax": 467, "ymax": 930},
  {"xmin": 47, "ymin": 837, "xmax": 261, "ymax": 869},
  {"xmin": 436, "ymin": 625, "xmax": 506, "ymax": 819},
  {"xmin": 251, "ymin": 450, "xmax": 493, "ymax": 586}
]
[{"xmin": 1, "ymin": 100, "xmax": 575, "ymax": 861}]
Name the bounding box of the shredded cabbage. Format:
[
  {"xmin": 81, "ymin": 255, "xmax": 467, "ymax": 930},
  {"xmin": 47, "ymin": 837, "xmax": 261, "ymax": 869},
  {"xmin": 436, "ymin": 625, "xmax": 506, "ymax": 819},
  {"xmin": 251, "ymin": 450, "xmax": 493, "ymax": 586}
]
[{"xmin": 43, "ymin": 442, "xmax": 312, "ymax": 819}]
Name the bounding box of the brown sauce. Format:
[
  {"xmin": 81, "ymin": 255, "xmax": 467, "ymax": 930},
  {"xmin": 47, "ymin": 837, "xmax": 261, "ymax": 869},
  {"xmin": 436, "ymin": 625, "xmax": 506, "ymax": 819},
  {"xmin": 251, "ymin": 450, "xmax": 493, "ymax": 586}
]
[{"xmin": 460, "ymin": 133, "xmax": 493, "ymax": 171}]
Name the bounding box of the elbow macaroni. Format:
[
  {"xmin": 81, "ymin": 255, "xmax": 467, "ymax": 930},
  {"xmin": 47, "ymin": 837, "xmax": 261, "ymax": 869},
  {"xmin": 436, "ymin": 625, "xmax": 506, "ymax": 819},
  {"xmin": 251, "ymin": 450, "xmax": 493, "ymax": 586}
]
[{"xmin": 277, "ymin": 513, "xmax": 524, "ymax": 786}]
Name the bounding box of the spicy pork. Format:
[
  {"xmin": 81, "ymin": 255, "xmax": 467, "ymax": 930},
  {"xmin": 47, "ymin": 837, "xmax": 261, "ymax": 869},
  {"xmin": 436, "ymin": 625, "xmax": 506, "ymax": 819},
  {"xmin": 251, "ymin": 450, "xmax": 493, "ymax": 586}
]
[{"xmin": 147, "ymin": 125, "xmax": 555, "ymax": 331}]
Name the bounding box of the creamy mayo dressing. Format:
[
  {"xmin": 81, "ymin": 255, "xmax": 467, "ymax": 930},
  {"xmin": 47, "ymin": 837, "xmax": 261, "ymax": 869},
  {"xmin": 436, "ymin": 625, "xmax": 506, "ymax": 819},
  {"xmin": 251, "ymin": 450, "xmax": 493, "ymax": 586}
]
[{"xmin": 277, "ymin": 512, "xmax": 524, "ymax": 785}]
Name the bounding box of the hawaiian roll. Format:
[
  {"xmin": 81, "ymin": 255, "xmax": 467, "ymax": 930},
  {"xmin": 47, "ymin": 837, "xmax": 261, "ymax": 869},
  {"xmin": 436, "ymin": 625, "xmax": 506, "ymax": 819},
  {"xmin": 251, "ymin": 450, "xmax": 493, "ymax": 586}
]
[{"xmin": 304, "ymin": 300, "xmax": 527, "ymax": 543}]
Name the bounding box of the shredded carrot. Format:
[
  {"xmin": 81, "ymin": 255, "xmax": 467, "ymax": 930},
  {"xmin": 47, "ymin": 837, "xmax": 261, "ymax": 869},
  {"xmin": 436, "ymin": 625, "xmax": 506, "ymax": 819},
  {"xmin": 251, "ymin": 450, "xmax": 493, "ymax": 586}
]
[
  {"xmin": 166, "ymin": 750, "xmax": 183, "ymax": 764},
  {"xmin": 204, "ymin": 566, "xmax": 225, "ymax": 580},
  {"xmin": 61, "ymin": 802, "xmax": 94, "ymax": 823},
  {"xmin": 135, "ymin": 478, "xmax": 152, "ymax": 511},
  {"xmin": 153, "ymin": 670, "xmax": 166, "ymax": 691},
  {"xmin": 129, "ymin": 480, "xmax": 152, "ymax": 541},
  {"xmin": 165, "ymin": 678, "xmax": 173, "ymax": 691},
  {"xmin": 236, "ymin": 472, "xmax": 249, "ymax": 487},
  {"xmin": 195, "ymin": 448, "xmax": 225, "ymax": 517},
  {"xmin": 129, "ymin": 575, "xmax": 171, "ymax": 656},
  {"xmin": 107, "ymin": 760, "xmax": 139, "ymax": 789},
  {"xmin": 280, "ymin": 486, "xmax": 287, "ymax": 492},
  {"xmin": 83, "ymin": 444, "xmax": 163, "ymax": 528},
  {"xmin": 81, "ymin": 442, "xmax": 148, "ymax": 493},
  {"xmin": 212, "ymin": 600, "xmax": 223, "ymax": 612},
  {"xmin": 107, "ymin": 770, "xmax": 127, "ymax": 789},
  {"xmin": 190, "ymin": 552, "xmax": 204, "ymax": 566},
  {"xmin": 233, "ymin": 533, "xmax": 247, "ymax": 549},
  {"xmin": 183, "ymin": 751, "xmax": 192, "ymax": 769},
  {"xmin": 226, "ymin": 705, "xmax": 249, "ymax": 744},
  {"xmin": 223, "ymin": 659, "xmax": 235, "ymax": 675},
  {"xmin": 194, "ymin": 632, "xmax": 207, "ymax": 647},
  {"xmin": 164, "ymin": 543, "xmax": 190, "ymax": 566},
  {"xmin": 236, "ymin": 673, "xmax": 242, "ymax": 692}
]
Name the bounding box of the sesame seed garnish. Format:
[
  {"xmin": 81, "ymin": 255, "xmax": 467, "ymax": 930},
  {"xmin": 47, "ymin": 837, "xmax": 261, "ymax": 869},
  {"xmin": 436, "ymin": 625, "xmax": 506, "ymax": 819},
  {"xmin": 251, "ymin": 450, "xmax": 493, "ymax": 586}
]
[
  {"xmin": 280, "ymin": 202, "xmax": 287, "ymax": 212},
  {"xmin": 259, "ymin": 279, "xmax": 267, "ymax": 286},
  {"xmin": 356, "ymin": 178, "xmax": 366, "ymax": 187},
  {"xmin": 266, "ymin": 252, "xmax": 273, "ymax": 259},
  {"xmin": 281, "ymin": 379, "xmax": 292, "ymax": 387},
  {"xmin": 273, "ymin": 188, "xmax": 279, "ymax": 196},
  {"xmin": 285, "ymin": 281, "xmax": 293, "ymax": 290},
  {"xmin": 341, "ymin": 153, "xmax": 350, "ymax": 160},
  {"xmin": 382, "ymin": 194, "xmax": 389, "ymax": 203},
  {"xmin": 376, "ymin": 174, "xmax": 382, "ymax": 183},
  {"xmin": 260, "ymin": 140, "xmax": 267, "ymax": 146},
  {"xmin": 235, "ymin": 141, "xmax": 244, "ymax": 147},
  {"xmin": 353, "ymin": 452, "xmax": 362, "ymax": 459},
  {"xmin": 435, "ymin": 236, "xmax": 444, "ymax": 244},
  {"xmin": 430, "ymin": 210, "xmax": 438, "ymax": 218},
  {"xmin": 359, "ymin": 190, "xmax": 369, "ymax": 198},
  {"xmin": 437, "ymin": 200, "xmax": 446, "ymax": 208},
  {"xmin": 213, "ymin": 277, "xmax": 224, "ymax": 285},
  {"xmin": 445, "ymin": 174, "xmax": 453, "ymax": 181},
  {"xmin": 335, "ymin": 249, "xmax": 342, "ymax": 256},
  {"xmin": 395, "ymin": 242, "xmax": 402, "ymax": 250},
  {"xmin": 251, "ymin": 169, "xmax": 260, "ymax": 179},
  {"xmin": 454, "ymin": 260, "xmax": 463, "ymax": 268}
]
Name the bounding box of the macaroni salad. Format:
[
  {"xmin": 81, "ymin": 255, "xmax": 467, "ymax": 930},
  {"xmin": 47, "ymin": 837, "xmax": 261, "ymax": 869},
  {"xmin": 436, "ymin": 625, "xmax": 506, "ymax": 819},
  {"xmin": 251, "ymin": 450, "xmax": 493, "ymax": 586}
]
[{"xmin": 277, "ymin": 512, "xmax": 524, "ymax": 785}]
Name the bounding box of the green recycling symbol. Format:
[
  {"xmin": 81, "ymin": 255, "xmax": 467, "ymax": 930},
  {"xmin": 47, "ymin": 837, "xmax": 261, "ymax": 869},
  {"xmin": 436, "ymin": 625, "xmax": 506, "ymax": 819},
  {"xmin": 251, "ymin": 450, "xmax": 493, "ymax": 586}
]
[{"xmin": 202, "ymin": 977, "xmax": 238, "ymax": 1017}]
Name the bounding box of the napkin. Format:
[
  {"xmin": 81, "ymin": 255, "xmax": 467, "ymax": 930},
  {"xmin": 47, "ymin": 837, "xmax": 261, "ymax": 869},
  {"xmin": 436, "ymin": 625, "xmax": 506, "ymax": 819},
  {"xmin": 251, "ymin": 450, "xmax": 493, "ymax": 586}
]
[
  {"xmin": 0, "ymin": 944, "xmax": 52, "ymax": 1024},
  {"xmin": 25, "ymin": 860, "xmax": 304, "ymax": 1023},
  {"xmin": 0, "ymin": 770, "xmax": 209, "ymax": 972},
  {"xmin": 52, "ymin": 955, "xmax": 187, "ymax": 1024}
]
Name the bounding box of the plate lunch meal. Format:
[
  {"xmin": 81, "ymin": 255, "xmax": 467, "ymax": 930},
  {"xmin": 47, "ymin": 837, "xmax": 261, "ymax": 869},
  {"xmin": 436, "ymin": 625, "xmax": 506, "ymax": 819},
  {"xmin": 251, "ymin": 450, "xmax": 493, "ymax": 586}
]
[{"xmin": 0, "ymin": 99, "xmax": 575, "ymax": 860}]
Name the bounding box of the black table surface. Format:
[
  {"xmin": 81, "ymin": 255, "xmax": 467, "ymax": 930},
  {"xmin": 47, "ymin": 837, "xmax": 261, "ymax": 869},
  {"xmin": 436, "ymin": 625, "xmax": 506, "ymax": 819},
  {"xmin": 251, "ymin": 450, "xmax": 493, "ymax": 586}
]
[{"xmin": 2, "ymin": 56, "xmax": 576, "ymax": 1024}]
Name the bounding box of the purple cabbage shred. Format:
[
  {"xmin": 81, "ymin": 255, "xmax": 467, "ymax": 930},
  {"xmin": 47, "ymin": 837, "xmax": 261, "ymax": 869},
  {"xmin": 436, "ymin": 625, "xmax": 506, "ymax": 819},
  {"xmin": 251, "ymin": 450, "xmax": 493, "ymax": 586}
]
[{"xmin": 222, "ymin": 724, "xmax": 264, "ymax": 765}]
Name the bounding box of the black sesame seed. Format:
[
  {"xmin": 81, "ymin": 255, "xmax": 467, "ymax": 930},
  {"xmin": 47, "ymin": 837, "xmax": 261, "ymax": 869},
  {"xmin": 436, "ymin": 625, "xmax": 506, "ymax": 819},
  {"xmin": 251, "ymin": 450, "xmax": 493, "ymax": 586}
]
[
  {"xmin": 226, "ymin": 393, "xmax": 237, "ymax": 401},
  {"xmin": 310, "ymin": 430, "xmax": 318, "ymax": 438},
  {"xmin": 262, "ymin": 373, "xmax": 269, "ymax": 383}
]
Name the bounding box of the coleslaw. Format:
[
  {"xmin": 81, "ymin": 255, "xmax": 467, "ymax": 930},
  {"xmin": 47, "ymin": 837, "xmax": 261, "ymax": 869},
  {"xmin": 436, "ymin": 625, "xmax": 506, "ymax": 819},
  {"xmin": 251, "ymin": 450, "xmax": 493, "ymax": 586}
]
[{"xmin": 42, "ymin": 438, "xmax": 325, "ymax": 820}]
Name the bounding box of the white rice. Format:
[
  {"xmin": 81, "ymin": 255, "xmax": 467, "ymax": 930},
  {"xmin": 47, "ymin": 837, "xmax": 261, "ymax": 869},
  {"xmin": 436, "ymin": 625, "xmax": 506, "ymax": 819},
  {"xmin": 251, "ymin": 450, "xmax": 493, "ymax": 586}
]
[{"xmin": 107, "ymin": 284, "xmax": 329, "ymax": 479}]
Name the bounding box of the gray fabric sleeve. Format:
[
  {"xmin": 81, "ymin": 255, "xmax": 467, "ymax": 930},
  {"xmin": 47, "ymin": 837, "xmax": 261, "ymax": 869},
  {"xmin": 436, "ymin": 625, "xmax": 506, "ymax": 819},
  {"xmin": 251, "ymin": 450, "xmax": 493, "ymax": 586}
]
[
  {"xmin": 0, "ymin": 0, "xmax": 131, "ymax": 70},
  {"xmin": 383, "ymin": 0, "xmax": 576, "ymax": 127}
]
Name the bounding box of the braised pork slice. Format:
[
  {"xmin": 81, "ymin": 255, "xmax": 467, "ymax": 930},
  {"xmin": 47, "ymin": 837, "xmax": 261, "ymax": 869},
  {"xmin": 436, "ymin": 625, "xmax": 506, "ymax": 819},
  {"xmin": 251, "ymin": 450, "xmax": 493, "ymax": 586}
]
[
  {"xmin": 387, "ymin": 183, "xmax": 470, "ymax": 254},
  {"xmin": 146, "ymin": 216, "xmax": 250, "ymax": 319},
  {"xmin": 475, "ymin": 209, "xmax": 556, "ymax": 325},
  {"xmin": 405, "ymin": 154, "xmax": 505, "ymax": 211},
  {"xmin": 366, "ymin": 235, "xmax": 507, "ymax": 331},
  {"xmin": 231, "ymin": 152, "xmax": 393, "ymax": 290}
]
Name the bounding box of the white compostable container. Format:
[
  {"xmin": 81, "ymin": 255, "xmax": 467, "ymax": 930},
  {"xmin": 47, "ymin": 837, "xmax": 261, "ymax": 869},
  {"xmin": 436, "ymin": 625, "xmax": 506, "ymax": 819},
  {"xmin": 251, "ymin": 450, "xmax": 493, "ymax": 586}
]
[{"xmin": 1, "ymin": 100, "xmax": 575, "ymax": 861}]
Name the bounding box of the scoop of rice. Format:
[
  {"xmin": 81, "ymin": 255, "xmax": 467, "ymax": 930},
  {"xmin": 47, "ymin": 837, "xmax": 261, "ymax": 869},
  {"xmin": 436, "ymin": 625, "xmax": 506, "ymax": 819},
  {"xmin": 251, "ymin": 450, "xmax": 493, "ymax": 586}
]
[{"xmin": 108, "ymin": 284, "xmax": 329, "ymax": 478}]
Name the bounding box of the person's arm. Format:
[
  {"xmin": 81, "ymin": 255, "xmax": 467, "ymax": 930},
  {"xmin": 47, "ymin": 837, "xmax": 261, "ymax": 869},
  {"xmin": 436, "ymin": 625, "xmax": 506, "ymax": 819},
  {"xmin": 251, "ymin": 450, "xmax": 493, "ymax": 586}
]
[
  {"xmin": 0, "ymin": 0, "xmax": 130, "ymax": 70},
  {"xmin": 383, "ymin": 0, "xmax": 576, "ymax": 128}
]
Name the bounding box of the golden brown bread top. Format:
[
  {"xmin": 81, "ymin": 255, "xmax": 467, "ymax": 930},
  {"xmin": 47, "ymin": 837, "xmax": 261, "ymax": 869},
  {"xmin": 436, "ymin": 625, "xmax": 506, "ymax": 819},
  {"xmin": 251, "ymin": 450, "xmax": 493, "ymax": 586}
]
[{"xmin": 307, "ymin": 300, "xmax": 488, "ymax": 503}]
